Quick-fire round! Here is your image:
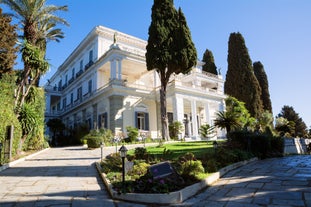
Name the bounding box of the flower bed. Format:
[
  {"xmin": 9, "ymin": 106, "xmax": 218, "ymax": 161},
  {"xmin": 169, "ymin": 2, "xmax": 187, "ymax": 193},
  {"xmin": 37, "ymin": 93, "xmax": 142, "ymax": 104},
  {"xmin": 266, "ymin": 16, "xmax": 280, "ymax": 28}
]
[{"xmin": 96, "ymin": 157, "xmax": 258, "ymax": 204}]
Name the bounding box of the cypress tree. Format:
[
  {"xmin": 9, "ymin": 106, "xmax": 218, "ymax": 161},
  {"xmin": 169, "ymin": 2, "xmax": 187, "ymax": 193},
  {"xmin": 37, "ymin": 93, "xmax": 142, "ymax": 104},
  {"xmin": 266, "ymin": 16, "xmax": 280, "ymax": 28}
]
[
  {"xmin": 146, "ymin": 0, "xmax": 197, "ymax": 140},
  {"xmin": 225, "ymin": 32, "xmax": 263, "ymax": 119},
  {"xmin": 202, "ymin": 49, "xmax": 218, "ymax": 75},
  {"xmin": 253, "ymin": 61, "xmax": 272, "ymax": 113},
  {"xmin": 0, "ymin": 8, "xmax": 18, "ymax": 77}
]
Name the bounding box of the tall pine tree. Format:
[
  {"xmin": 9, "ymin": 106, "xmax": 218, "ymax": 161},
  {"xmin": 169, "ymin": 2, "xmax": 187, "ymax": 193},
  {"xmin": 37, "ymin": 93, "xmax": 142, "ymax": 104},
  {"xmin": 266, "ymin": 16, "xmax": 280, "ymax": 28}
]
[
  {"xmin": 253, "ymin": 61, "xmax": 272, "ymax": 113},
  {"xmin": 146, "ymin": 0, "xmax": 197, "ymax": 140},
  {"xmin": 202, "ymin": 49, "xmax": 218, "ymax": 75},
  {"xmin": 225, "ymin": 32, "xmax": 263, "ymax": 119},
  {"xmin": 0, "ymin": 8, "xmax": 18, "ymax": 77}
]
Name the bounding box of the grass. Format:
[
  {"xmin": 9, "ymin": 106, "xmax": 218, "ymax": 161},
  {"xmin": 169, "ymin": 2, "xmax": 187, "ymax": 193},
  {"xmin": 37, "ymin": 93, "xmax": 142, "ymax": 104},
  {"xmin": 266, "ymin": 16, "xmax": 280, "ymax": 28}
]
[{"xmin": 128, "ymin": 141, "xmax": 218, "ymax": 160}]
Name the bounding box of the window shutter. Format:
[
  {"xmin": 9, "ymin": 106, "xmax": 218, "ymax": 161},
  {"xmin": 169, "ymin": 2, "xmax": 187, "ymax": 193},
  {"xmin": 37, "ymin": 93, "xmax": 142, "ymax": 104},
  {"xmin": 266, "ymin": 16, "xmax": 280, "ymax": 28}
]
[{"xmin": 145, "ymin": 113, "xmax": 149, "ymax": 130}]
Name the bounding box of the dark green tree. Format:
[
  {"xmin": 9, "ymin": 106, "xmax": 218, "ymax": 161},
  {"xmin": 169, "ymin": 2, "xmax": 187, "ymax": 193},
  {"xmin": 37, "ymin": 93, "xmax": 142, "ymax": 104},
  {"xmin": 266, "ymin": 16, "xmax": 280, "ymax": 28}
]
[
  {"xmin": 202, "ymin": 49, "xmax": 217, "ymax": 75},
  {"xmin": 0, "ymin": 8, "xmax": 18, "ymax": 77},
  {"xmin": 225, "ymin": 32, "xmax": 263, "ymax": 119},
  {"xmin": 277, "ymin": 105, "xmax": 307, "ymax": 137},
  {"xmin": 253, "ymin": 61, "xmax": 272, "ymax": 113},
  {"xmin": 47, "ymin": 118, "xmax": 65, "ymax": 146},
  {"xmin": 146, "ymin": 0, "xmax": 197, "ymax": 140}
]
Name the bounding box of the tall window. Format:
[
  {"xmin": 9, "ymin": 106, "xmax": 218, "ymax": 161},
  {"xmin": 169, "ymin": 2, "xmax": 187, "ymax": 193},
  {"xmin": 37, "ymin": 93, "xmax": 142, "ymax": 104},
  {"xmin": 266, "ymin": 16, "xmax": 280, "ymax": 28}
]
[
  {"xmin": 77, "ymin": 87, "xmax": 82, "ymax": 101},
  {"xmin": 80, "ymin": 60, "xmax": 83, "ymax": 70},
  {"xmin": 135, "ymin": 112, "xmax": 149, "ymax": 130},
  {"xmin": 70, "ymin": 93, "xmax": 73, "ymax": 104},
  {"xmin": 62, "ymin": 98, "xmax": 66, "ymax": 110},
  {"xmin": 88, "ymin": 80, "xmax": 92, "ymax": 94},
  {"xmin": 89, "ymin": 50, "xmax": 93, "ymax": 63},
  {"xmin": 72, "ymin": 68, "xmax": 75, "ymax": 78}
]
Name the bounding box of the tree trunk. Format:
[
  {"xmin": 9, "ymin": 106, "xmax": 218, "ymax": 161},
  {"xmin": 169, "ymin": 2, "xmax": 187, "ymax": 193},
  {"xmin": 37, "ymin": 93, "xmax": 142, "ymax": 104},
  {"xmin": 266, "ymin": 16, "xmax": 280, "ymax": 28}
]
[
  {"xmin": 160, "ymin": 85, "xmax": 169, "ymax": 141},
  {"xmin": 159, "ymin": 70, "xmax": 170, "ymax": 141}
]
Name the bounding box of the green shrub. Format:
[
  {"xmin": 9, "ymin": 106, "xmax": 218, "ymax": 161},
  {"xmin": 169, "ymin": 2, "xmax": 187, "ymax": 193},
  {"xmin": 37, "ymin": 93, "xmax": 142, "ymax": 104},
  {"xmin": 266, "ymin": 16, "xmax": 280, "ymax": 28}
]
[
  {"xmin": 128, "ymin": 162, "xmax": 150, "ymax": 180},
  {"xmin": 0, "ymin": 74, "xmax": 22, "ymax": 162},
  {"xmin": 181, "ymin": 160, "xmax": 205, "ymax": 177},
  {"xmin": 177, "ymin": 153, "xmax": 204, "ymax": 178},
  {"xmin": 101, "ymin": 153, "xmax": 122, "ymax": 174},
  {"xmin": 87, "ymin": 136, "xmax": 103, "ymax": 148},
  {"xmin": 169, "ymin": 121, "xmax": 183, "ymax": 140},
  {"xmin": 126, "ymin": 126, "xmax": 139, "ymax": 142},
  {"xmin": 206, "ymin": 159, "xmax": 218, "ymax": 173},
  {"xmin": 134, "ymin": 147, "xmax": 147, "ymax": 160}
]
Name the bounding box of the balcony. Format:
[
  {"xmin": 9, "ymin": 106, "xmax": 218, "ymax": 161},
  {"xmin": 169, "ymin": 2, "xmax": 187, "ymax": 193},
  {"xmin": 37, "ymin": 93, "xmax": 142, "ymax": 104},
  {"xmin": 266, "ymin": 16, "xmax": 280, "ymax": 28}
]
[{"xmin": 84, "ymin": 60, "xmax": 94, "ymax": 71}]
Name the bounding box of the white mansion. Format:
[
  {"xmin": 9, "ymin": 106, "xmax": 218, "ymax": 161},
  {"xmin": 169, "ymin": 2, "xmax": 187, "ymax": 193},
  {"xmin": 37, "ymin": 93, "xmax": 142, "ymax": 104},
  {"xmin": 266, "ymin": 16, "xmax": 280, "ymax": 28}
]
[{"xmin": 44, "ymin": 25, "xmax": 226, "ymax": 140}]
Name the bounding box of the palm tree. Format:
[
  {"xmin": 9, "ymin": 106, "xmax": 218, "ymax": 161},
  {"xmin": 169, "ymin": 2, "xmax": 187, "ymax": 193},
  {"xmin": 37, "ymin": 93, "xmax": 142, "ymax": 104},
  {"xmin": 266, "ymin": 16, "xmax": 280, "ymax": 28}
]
[
  {"xmin": 214, "ymin": 111, "xmax": 241, "ymax": 135},
  {"xmin": 1, "ymin": 0, "xmax": 68, "ymax": 110}
]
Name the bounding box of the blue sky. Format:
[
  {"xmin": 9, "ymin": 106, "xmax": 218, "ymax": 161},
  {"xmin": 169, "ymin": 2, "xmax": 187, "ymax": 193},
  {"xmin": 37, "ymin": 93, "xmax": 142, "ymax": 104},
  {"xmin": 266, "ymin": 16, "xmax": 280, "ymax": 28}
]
[{"xmin": 3, "ymin": 0, "xmax": 311, "ymax": 127}]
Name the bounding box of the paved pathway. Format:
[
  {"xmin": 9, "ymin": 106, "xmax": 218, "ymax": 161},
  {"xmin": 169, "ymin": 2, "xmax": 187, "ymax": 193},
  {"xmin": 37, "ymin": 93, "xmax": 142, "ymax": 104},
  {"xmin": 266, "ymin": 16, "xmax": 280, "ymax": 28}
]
[
  {"xmin": 0, "ymin": 146, "xmax": 311, "ymax": 207},
  {"xmin": 179, "ymin": 155, "xmax": 311, "ymax": 207}
]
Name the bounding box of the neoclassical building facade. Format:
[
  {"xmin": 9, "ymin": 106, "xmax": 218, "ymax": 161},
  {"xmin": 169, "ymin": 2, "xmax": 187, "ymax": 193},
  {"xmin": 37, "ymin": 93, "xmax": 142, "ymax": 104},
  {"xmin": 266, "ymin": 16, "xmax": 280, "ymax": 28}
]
[{"xmin": 45, "ymin": 25, "xmax": 226, "ymax": 140}]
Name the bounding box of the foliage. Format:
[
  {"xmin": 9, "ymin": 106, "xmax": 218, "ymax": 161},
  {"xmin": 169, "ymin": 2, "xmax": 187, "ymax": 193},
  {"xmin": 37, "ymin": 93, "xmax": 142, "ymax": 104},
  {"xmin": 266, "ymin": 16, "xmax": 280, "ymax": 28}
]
[
  {"xmin": 82, "ymin": 128, "xmax": 113, "ymax": 148},
  {"xmin": 276, "ymin": 105, "xmax": 307, "ymax": 137},
  {"xmin": 20, "ymin": 87, "xmax": 46, "ymax": 150},
  {"xmin": 214, "ymin": 111, "xmax": 241, "ymax": 135},
  {"xmin": 46, "ymin": 118, "xmax": 65, "ymax": 146},
  {"xmin": 134, "ymin": 147, "xmax": 148, "ymax": 160},
  {"xmin": 257, "ymin": 111, "xmax": 274, "ymax": 133},
  {"xmin": 1, "ymin": 0, "xmax": 69, "ymax": 86},
  {"xmin": 202, "ymin": 49, "xmax": 218, "ymax": 75},
  {"xmin": 225, "ymin": 32, "xmax": 263, "ymax": 119},
  {"xmin": 199, "ymin": 124, "xmax": 215, "ymax": 139},
  {"xmin": 253, "ymin": 61, "xmax": 272, "ymax": 113},
  {"xmin": 103, "ymin": 141, "xmax": 256, "ymax": 194},
  {"xmin": 127, "ymin": 162, "xmax": 150, "ymax": 180},
  {"xmin": 0, "ymin": 8, "xmax": 19, "ymax": 76},
  {"xmin": 275, "ymin": 117, "xmax": 295, "ymax": 137},
  {"xmin": 177, "ymin": 153, "xmax": 204, "ymax": 179},
  {"xmin": 126, "ymin": 126, "xmax": 139, "ymax": 142},
  {"xmin": 169, "ymin": 121, "xmax": 184, "ymax": 140},
  {"xmin": 146, "ymin": 0, "xmax": 197, "ymax": 140},
  {"xmin": 205, "ymin": 159, "xmax": 218, "ymax": 173},
  {"xmin": 229, "ymin": 130, "xmax": 284, "ymax": 158},
  {"xmin": 0, "ymin": 74, "xmax": 22, "ymax": 161},
  {"xmin": 101, "ymin": 153, "xmax": 122, "ymax": 174}
]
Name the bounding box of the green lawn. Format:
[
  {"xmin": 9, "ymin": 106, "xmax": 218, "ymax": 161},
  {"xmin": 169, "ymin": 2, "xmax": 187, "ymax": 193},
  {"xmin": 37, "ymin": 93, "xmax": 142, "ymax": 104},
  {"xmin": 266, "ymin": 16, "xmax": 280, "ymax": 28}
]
[{"xmin": 128, "ymin": 141, "xmax": 217, "ymax": 160}]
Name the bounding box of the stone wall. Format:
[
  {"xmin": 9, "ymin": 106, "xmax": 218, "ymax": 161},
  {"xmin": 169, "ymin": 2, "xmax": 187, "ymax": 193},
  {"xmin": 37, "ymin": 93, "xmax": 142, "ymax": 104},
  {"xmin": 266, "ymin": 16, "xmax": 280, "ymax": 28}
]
[{"xmin": 284, "ymin": 138, "xmax": 311, "ymax": 154}]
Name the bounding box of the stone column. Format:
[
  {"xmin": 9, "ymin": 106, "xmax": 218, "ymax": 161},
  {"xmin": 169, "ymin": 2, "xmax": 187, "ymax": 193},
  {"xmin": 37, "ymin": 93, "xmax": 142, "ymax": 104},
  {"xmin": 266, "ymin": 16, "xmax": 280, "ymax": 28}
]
[
  {"xmin": 93, "ymin": 104, "xmax": 98, "ymax": 130},
  {"xmin": 46, "ymin": 95, "xmax": 51, "ymax": 114},
  {"xmin": 173, "ymin": 95, "xmax": 184, "ymax": 122},
  {"xmin": 205, "ymin": 102, "xmax": 211, "ymax": 125},
  {"xmin": 191, "ymin": 100, "xmax": 198, "ymax": 138},
  {"xmin": 117, "ymin": 59, "xmax": 122, "ymax": 80},
  {"xmin": 109, "ymin": 95, "xmax": 124, "ymax": 134},
  {"xmin": 110, "ymin": 59, "xmax": 117, "ymax": 79}
]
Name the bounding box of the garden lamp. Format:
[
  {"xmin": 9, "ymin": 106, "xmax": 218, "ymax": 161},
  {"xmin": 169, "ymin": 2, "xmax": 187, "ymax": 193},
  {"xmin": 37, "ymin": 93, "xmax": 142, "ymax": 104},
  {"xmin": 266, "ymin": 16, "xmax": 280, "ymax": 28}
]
[
  {"xmin": 100, "ymin": 142, "xmax": 104, "ymax": 161},
  {"xmin": 119, "ymin": 145, "xmax": 128, "ymax": 193}
]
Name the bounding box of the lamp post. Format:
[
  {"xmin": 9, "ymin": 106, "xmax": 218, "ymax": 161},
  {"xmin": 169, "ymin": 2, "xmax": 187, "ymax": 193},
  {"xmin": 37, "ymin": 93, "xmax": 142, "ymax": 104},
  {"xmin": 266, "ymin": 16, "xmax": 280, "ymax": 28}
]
[
  {"xmin": 141, "ymin": 132, "xmax": 146, "ymax": 148},
  {"xmin": 119, "ymin": 145, "xmax": 128, "ymax": 192},
  {"xmin": 213, "ymin": 141, "xmax": 218, "ymax": 154},
  {"xmin": 100, "ymin": 142, "xmax": 104, "ymax": 161}
]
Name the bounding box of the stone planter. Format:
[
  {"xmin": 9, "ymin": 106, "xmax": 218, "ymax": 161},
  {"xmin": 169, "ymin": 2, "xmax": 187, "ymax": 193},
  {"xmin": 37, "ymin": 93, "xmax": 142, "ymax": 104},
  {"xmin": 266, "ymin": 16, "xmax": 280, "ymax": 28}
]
[{"xmin": 95, "ymin": 157, "xmax": 258, "ymax": 205}]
